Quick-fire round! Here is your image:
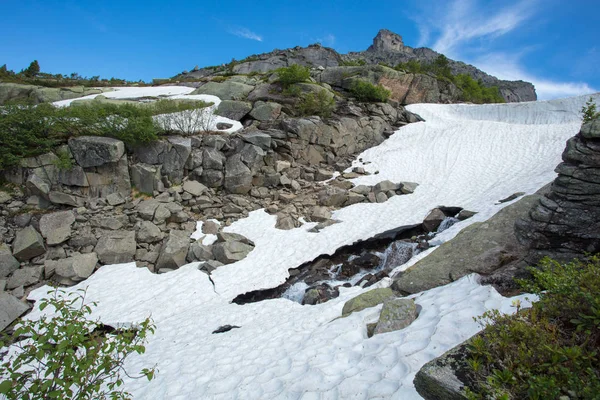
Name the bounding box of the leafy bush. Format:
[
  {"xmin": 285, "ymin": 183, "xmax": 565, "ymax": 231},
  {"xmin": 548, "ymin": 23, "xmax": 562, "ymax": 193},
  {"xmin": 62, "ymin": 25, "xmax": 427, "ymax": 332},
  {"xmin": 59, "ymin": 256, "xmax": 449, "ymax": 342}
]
[
  {"xmin": 455, "ymin": 74, "xmax": 504, "ymax": 104},
  {"xmin": 0, "ymin": 99, "xmax": 212, "ymax": 168},
  {"xmin": 350, "ymin": 80, "xmax": 391, "ymax": 102},
  {"xmin": 582, "ymin": 97, "xmax": 599, "ymax": 123},
  {"xmin": 465, "ymin": 256, "xmax": 600, "ymax": 399},
  {"xmin": 297, "ymin": 90, "xmax": 335, "ymax": 118},
  {"xmin": 395, "ymin": 59, "xmax": 424, "ymax": 74},
  {"xmin": 276, "ymin": 64, "xmax": 311, "ymax": 87},
  {"xmin": 52, "ymin": 148, "xmax": 73, "ymax": 171},
  {"xmin": 340, "ymin": 59, "xmax": 366, "ymax": 66},
  {"xmin": 0, "ymin": 289, "xmax": 156, "ymax": 399}
]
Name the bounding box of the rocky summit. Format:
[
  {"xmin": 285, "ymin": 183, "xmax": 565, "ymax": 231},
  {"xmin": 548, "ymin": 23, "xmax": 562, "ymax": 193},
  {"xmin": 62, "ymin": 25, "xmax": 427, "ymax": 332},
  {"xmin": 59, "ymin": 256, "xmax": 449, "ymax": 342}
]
[{"xmin": 177, "ymin": 29, "xmax": 536, "ymax": 103}]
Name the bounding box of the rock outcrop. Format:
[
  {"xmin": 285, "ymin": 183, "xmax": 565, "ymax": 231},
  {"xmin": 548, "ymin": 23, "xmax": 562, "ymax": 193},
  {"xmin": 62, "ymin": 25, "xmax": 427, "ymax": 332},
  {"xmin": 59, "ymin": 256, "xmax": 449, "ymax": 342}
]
[
  {"xmin": 516, "ymin": 117, "xmax": 600, "ymax": 263},
  {"xmin": 0, "ymin": 83, "xmax": 108, "ymax": 105}
]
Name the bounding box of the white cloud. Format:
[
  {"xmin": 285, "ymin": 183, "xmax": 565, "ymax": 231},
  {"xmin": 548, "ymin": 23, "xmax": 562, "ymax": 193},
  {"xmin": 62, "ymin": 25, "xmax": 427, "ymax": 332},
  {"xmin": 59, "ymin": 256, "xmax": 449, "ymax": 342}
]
[
  {"xmin": 417, "ymin": 0, "xmax": 536, "ymax": 56},
  {"xmin": 229, "ymin": 27, "xmax": 263, "ymax": 42},
  {"xmin": 315, "ymin": 34, "xmax": 336, "ymax": 47},
  {"xmin": 473, "ymin": 53, "xmax": 598, "ymax": 100}
]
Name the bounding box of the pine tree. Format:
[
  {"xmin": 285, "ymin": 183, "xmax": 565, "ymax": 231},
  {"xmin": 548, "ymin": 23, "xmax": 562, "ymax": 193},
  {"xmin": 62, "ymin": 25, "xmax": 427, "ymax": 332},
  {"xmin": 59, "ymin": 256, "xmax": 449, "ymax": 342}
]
[
  {"xmin": 581, "ymin": 97, "xmax": 599, "ymax": 123},
  {"xmin": 23, "ymin": 60, "xmax": 40, "ymax": 77}
]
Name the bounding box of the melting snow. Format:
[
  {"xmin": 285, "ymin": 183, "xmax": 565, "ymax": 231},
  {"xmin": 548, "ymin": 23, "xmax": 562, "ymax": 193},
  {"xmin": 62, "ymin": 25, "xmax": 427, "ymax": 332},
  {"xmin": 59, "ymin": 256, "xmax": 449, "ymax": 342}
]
[{"xmin": 23, "ymin": 93, "xmax": 599, "ymax": 399}]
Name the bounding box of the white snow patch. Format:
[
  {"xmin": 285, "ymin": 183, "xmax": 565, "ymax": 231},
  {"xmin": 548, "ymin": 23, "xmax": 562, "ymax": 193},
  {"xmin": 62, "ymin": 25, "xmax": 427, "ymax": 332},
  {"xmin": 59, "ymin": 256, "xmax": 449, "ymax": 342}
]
[{"xmin": 21, "ymin": 94, "xmax": 599, "ymax": 399}]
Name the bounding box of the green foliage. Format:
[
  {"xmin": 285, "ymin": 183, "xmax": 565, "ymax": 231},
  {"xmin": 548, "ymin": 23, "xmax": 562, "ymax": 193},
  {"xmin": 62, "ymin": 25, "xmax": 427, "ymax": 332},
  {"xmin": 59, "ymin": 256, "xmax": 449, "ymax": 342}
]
[
  {"xmin": 465, "ymin": 256, "xmax": 600, "ymax": 399},
  {"xmin": 52, "ymin": 148, "xmax": 73, "ymax": 171},
  {"xmin": 395, "ymin": 59, "xmax": 424, "ymax": 74},
  {"xmin": 340, "ymin": 59, "xmax": 366, "ymax": 66},
  {"xmin": 455, "ymin": 74, "xmax": 505, "ymax": 104},
  {"xmin": 22, "ymin": 60, "xmax": 40, "ymax": 78},
  {"xmin": 282, "ymin": 84, "xmax": 302, "ymax": 97},
  {"xmin": 0, "ymin": 289, "xmax": 156, "ymax": 399},
  {"xmin": 581, "ymin": 97, "xmax": 599, "ymax": 123},
  {"xmin": 297, "ymin": 90, "xmax": 335, "ymax": 118},
  {"xmin": 276, "ymin": 64, "xmax": 311, "ymax": 87},
  {"xmin": 0, "ymin": 99, "xmax": 211, "ymax": 168},
  {"xmin": 430, "ymin": 55, "xmax": 453, "ymax": 81},
  {"xmin": 350, "ymin": 80, "xmax": 391, "ymax": 103}
]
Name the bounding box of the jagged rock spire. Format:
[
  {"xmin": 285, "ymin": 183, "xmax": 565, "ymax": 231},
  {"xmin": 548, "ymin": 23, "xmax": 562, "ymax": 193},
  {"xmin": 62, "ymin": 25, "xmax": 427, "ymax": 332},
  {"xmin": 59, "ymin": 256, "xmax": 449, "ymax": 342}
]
[{"xmin": 367, "ymin": 29, "xmax": 405, "ymax": 53}]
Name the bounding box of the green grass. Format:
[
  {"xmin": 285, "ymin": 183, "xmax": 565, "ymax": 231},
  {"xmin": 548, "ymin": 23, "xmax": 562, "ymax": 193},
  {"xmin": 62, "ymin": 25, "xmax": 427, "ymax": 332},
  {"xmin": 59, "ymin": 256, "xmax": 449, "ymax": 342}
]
[{"xmin": 465, "ymin": 256, "xmax": 600, "ymax": 399}]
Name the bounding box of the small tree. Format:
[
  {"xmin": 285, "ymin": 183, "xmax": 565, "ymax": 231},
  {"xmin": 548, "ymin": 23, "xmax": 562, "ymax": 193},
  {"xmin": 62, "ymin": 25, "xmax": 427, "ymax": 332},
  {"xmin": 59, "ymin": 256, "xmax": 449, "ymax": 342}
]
[
  {"xmin": 23, "ymin": 60, "xmax": 40, "ymax": 78},
  {"xmin": 581, "ymin": 97, "xmax": 599, "ymax": 123},
  {"xmin": 350, "ymin": 80, "xmax": 391, "ymax": 103},
  {"xmin": 0, "ymin": 289, "xmax": 156, "ymax": 399},
  {"xmin": 276, "ymin": 64, "xmax": 310, "ymax": 88}
]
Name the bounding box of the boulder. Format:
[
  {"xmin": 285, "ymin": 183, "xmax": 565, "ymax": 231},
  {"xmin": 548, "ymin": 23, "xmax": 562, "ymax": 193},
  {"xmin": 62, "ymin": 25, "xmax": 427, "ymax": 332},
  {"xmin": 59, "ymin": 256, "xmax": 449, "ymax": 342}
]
[
  {"xmin": 94, "ymin": 231, "xmax": 136, "ymax": 264},
  {"xmin": 58, "ymin": 166, "xmax": 89, "ymax": 187},
  {"xmin": 242, "ymin": 132, "xmax": 272, "ymax": 150},
  {"xmin": 25, "ymin": 174, "xmax": 50, "ymax": 198},
  {"xmin": 318, "ymin": 186, "xmax": 348, "ymax": 207},
  {"xmin": 0, "ymin": 244, "xmax": 20, "ymax": 279},
  {"xmin": 215, "ymin": 100, "xmax": 252, "ymax": 120},
  {"xmin": 49, "ymin": 253, "xmax": 98, "ymax": 282},
  {"xmin": 130, "ymin": 163, "xmax": 162, "ymax": 195},
  {"xmin": 106, "ymin": 192, "xmax": 126, "ymax": 206},
  {"xmin": 136, "ymin": 221, "xmax": 164, "ymax": 243},
  {"xmin": 224, "ymin": 154, "xmax": 253, "ymax": 194},
  {"xmin": 7, "ymin": 266, "xmax": 43, "ymax": 289},
  {"xmin": 373, "ymin": 298, "xmax": 418, "ymax": 335},
  {"xmin": 422, "ymin": 208, "xmax": 446, "ymax": 232},
  {"xmin": 373, "ymin": 180, "xmax": 399, "ymax": 193},
  {"xmin": 0, "ymin": 293, "xmax": 29, "ymax": 331},
  {"xmin": 187, "ymin": 242, "xmax": 214, "ymax": 262},
  {"xmin": 249, "ymin": 101, "xmax": 282, "ymax": 121},
  {"xmin": 39, "ymin": 211, "xmax": 75, "ymax": 245},
  {"xmin": 310, "ymin": 206, "xmax": 331, "ymax": 222},
  {"xmin": 400, "ymin": 182, "xmax": 419, "ymax": 194},
  {"xmin": 212, "ymin": 236, "xmax": 254, "ymax": 264},
  {"xmin": 341, "ymin": 287, "xmax": 395, "ymax": 317},
  {"xmin": 48, "ymin": 191, "xmax": 84, "ymax": 207},
  {"xmin": 68, "ymin": 136, "xmax": 125, "ymax": 168},
  {"xmin": 183, "ymin": 180, "xmax": 207, "ymax": 197},
  {"xmin": 137, "ymin": 199, "xmax": 160, "ymax": 221},
  {"xmin": 156, "ymin": 230, "xmax": 191, "ymax": 270},
  {"xmin": 192, "ymin": 81, "xmax": 254, "ymax": 100},
  {"xmin": 12, "ymin": 226, "xmax": 45, "ymax": 261}
]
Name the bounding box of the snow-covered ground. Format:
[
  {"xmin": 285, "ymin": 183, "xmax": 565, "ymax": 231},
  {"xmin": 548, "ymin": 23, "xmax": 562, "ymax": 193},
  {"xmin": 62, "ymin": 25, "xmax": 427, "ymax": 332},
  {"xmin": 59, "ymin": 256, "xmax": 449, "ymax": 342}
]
[
  {"xmin": 52, "ymin": 86, "xmax": 243, "ymax": 134},
  {"xmin": 22, "ymin": 93, "xmax": 599, "ymax": 399}
]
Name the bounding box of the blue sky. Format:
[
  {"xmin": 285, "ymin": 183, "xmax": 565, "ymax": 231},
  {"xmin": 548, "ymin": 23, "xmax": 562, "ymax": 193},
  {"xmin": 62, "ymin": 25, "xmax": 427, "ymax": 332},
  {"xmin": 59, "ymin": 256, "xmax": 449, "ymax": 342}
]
[{"xmin": 1, "ymin": 0, "xmax": 598, "ymax": 100}]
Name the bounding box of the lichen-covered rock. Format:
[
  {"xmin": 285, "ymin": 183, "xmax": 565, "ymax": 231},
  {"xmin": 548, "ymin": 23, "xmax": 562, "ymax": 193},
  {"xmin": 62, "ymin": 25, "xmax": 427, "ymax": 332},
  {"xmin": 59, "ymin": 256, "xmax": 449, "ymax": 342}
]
[
  {"xmin": 68, "ymin": 136, "xmax": 125, "ymax": 168},
  {"xmin": 341, "ymin": 287, "xmax": 395, "ymax": 317},
  {"xmin": 249, "ymin": 101, "xmax": 282, "ymax": 121},
  {"xmin": 373, "ymin": 298, "xmax": 418, "ymax": 335}
]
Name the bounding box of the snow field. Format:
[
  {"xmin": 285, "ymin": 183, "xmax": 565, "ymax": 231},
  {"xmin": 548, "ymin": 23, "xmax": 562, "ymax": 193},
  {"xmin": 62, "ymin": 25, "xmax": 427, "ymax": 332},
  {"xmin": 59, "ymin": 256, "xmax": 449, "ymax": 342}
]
[{"xmin": 22, "ymin": 93, "xmax": 599, "ymax": 399}]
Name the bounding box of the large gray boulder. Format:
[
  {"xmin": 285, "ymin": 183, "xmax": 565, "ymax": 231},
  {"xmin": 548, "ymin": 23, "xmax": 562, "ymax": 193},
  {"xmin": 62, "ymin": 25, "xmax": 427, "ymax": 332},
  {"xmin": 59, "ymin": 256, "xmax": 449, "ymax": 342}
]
[
  {"xmin": 58, "ymin": 165, "xmax": 89, "ymax": 187},
  {"xmin": 0, "ymin": 293, "xmax": 29, "ymax": 331},
  {"xmin": 373, "ymin": 298, "xmax": 418, "ymax": 335},
  {"xmin": 318, "ymin": 186, "xmax": 349, "ymax": 207},
  {"xmin": 249, "ymin": 101, "xmax": 282, "ymax": 121},
  {"xmin": 12, "ymin": 226, "xmax": 45, "ymax": 261},
  {"xmin": 7, "ymin": 266, "xmax": 43, "ymax": 289},
  {"xmin": 183, "ymin": 180, "xmax": 207, "ymax": 197},
  {"xmin": 48, "ymin": 191, "xmax": 84, "ymax": 207},
  {"xmin": 212, "ymin": 240, "xmax": 254, "ymax": 264},
  {"xmin": 130, "ymin": 163, "xmax": 162, "ymax": 194},
  {"xmin": 94, "ymin": 231, "xmax": 136, "ymax": 264},
  {"xmin": 192, "ymin": 81, "xmax": 254, "ymax": 100},
  {"xmin": 136, "ymin": 221, "xmax": 164, "ymax": 244},
  {"xmin": 392, "ymin": 193, "xmax": 540, "ymax": 294},
  {"xmin": 46, "ymin": 253, "xmax": 98, "ymax": 282},
  {"xmin": 224, "ymin": 154, "xmax": 253, "ymax": 194},
  {"xmin": 68, "ymin": 136, "xmax": 125, "ymax": 168},
  {"xmin": 39, "ymin": 211, "xmax": 75, "ymax": 245},
  {"xmin": 341, "ymin": 288, "xmax": 395, "ymax": 317},
  {"xmin": 215, "ymin": 100, "xmax": 252, "ymax": 120},
  {"xmin": 0, "ymin": 243, "xmax": 20, "ymax": 279},
  {"xmin": 242, "ymin": 132, "xmax": 272, "ymax": 150},
  {"xmin": 156, "ymin": 230, "xmax": 191, "ymax": 270}
]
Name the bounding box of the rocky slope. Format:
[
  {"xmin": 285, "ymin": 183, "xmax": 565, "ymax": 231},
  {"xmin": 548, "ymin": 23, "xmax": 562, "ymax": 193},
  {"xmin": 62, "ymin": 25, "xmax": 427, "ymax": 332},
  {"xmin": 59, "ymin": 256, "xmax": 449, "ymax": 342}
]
[{"xmin": 176, "ymin": 29, "xmax": 536, "ymax": 103}]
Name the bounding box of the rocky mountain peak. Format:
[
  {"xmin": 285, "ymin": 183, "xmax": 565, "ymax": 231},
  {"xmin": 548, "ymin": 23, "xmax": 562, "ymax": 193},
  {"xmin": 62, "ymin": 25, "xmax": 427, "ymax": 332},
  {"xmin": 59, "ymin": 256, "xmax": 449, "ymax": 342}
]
[{"xmin": 367, "ymin": 29, "xmax": 405, "ymax": 53}]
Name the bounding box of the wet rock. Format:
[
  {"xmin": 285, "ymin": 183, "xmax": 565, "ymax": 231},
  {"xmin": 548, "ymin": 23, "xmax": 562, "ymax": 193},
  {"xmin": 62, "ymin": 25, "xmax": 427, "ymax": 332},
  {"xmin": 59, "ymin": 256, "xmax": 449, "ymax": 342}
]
[
  {"xmin": 373, "ymin": 298, "xmax": 418, "ymax": 335},
  {"xmin": 302, "ymin": 283, "xmax": 340, "ymax": 305},
  {"xmin": 342, "ymin": 288, "xmax": 395, "ymax": 317},
  {"xmin": 422, "ymin": 208, "xmax": 446, "ymax": 232},
  {"xmin": 216, "ymin": 122, "xmax": 233, "ymax": 130},
  {"xmin": 12, "ymin": 226, "xmax": 45, "ymax": 261},
  {"xmin": 456, "ymin": 210, "xmax": 477, "ymax": 220},
  {"xmin": 39, "ymin": 210, "xmax": 75, "ymax": 245}
]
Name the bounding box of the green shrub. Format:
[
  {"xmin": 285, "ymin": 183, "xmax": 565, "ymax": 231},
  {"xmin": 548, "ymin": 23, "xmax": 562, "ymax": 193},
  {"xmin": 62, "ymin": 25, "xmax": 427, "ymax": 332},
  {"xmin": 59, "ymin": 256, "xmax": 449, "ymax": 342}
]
[
  {"xmin": 581, "ymin": 97, "xmax": 599, "ymax": 123},
  {"xmin": 350, "ymin": 80, "xmax": 391, "ymax": 102},
  {"xmin": 276, "ymin": 64, "xmax": 310, "ymax": 87},
  {"xmin": 0, "ymin": 289, "xmax": 156, "ymax": 399},
  {"xmin": 455, "ymin": 74, "xmax": 504, "ymax": 104},
  {"xmin": 465, "ymin": 256, "xmax": 600, "ymax": 399},
  {"xmin": 395, "ymin": 59, "xmax": 423, "ymax": 74},
  {"xmin": 340, "ymin": 59, "xmax": 366, "ymax": 67},
  {"xmin": 297, "ymin": 90, "xmax": 335, "ymax": 118},
  {"xmin": 282, "ymin": 84, "xmax": 302, "ymax": 97},
  {"xmin": 52, "ymin": 148, "xmax": 73, "ymax": 171}
]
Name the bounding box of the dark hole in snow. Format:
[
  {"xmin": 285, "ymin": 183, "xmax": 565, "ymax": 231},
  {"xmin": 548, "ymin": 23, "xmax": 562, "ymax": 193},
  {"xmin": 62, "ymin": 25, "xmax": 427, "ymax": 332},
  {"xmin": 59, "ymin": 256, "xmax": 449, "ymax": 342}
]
[{"xmin": 212, "ymin": 325, "xmax": 241, "ymax": 334}]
